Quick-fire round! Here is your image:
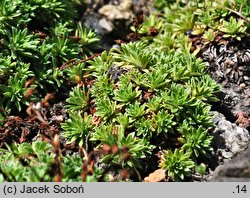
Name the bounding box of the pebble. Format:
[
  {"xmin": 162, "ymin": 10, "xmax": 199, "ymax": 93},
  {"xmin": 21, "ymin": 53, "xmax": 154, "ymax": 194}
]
[
  {"xmin": 98, "ymin": 18, "xmax": 114, "ymax": 32},
  {"xmin": 243, "ymin": 76, "xmax": 249, "ymax": 81},
  {"xmin": 239, "ymin": 83, "xmax": 246, "ymax": 89},
  {"xmin": 98, "ymin": 3, "xmax": 132, "ymax": 20}
]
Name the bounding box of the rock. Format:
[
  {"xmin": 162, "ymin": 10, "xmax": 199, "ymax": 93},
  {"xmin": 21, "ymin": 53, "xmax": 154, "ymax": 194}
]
[
  {"xmin": 98, "ymin": 3, "xmax": 132, "ymax": 20},
  {"xmin": 144, "ymin": 169, "xmax": 166, "ymax": 182},
  {"xmin": 211, "ymin": 111, "xmax": 250, "ymax": 159},
  {"xmin": 210, "ymin": 145, "xmax": 250, "ymax": 181},
  {"xmin": 82, "ymin": 12, "xmax": 103, "ymax": 35},
  {"xmin": 219, "ymin": 87, "xmax": 250, "ymax": 116},
  {"xmin": 99, "ymin": 18, "xmax": 114, "ymax": 32},
  {"xmin": 81, "ymin": 0, "xmax": 153, "ymax": 49}
]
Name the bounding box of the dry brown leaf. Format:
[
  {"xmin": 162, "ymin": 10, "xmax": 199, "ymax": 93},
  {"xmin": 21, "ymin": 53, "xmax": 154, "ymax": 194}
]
[
  {"xmin": 41, "ymin": 93, "xmax": 55, "ymax": 107},
  {"xmin": 235, "ymin": 111, "xmax": 250, "ymax": 128},
  {"xmin": 92, "ymin": 116, "xmax": 102, "ymax": 125}
]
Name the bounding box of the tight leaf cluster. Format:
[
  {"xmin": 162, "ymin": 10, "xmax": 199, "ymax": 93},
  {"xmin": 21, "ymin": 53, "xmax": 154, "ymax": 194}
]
[
  {"xmin": 0, "ymin": 0, "xmax": 99, "ymax": 114},
  {"xmin": 62, "ymin": 38, "xmax": 220, "ymax": 180},
  {"xmin": 0, "ymin": 141, "xmax": 90, "ymax": 182}
]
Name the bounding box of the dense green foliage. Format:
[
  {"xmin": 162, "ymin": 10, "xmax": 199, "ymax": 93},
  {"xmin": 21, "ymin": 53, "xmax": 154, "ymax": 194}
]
[
  {"xmin": 0, "ymin": 0, "xmax": 249, "ymax": 181},
  {"xmin": 0, "ymin": 0, "xmax": 99, "ymax": 114}
]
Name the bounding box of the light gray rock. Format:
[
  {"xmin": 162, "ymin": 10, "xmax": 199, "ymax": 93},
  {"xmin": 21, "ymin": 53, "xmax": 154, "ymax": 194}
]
[
  {"xmin": 99, "ymin": 18, "xmax": 114, "ymax": 32},
  {"xmin": 98, "ymin": 0, "xmax": 133, "ymax": 20},
  {"xmin": 210, "ymin": 145, "xmax": 250, "ymax": 181},
  {"xmin": 211, "ymin": 111, "xmax": 250, "ymax": 159}
]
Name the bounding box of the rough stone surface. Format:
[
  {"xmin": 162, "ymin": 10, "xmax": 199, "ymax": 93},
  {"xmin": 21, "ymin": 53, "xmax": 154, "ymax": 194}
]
[
  {"xmin": 210, "ymin": 145, "xmax": 250, "ymax": 181},
  {"xmin": 211, "ymin": 111, "xmax": 250, "ymax": 159},
  {"xmin": 98, "ymin": 2, "xmax": 133, "ymax": 20},
  {"xmin": 98, "ymin": 18, "xmax": 114, "ymax": 32},
  {"xmin": 81, "ymin": 0, "xmax": 154, "ymax": 49}
]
